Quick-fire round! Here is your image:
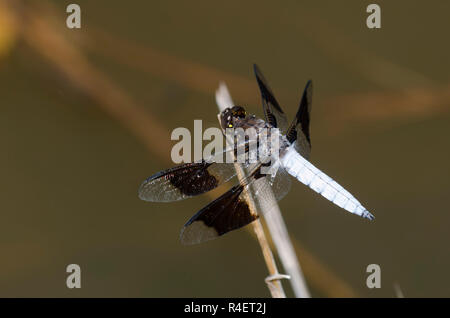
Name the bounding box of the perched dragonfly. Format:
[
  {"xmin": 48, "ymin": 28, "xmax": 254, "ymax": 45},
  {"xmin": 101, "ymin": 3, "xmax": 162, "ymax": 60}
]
[{"xmin": 139, "ymin": 64, "xmax": 374, "ymax": 245}]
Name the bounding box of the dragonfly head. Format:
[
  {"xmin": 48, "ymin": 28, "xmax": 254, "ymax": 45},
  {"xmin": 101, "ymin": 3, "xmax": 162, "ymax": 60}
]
[{"xmin": 220, "ymin": 106, "xmax": 247, "ymax": 129}]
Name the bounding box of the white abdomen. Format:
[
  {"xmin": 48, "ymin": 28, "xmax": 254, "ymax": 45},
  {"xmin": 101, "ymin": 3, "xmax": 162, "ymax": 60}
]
[{"xmin": 280, "ymin": 147, "xmax": 373, "ymax": 219}]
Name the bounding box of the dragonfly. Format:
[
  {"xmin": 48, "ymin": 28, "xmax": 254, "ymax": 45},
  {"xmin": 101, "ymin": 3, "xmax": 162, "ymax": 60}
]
[{"xmin": 138, "ymin": 64, "xmax": 374, "ymax": 245}]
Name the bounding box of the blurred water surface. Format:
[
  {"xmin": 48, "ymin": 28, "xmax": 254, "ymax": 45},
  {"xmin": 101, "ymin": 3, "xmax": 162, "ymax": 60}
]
[{"xmin": 0, "ymin": 0, "xmax": 449, "ymax": 297}]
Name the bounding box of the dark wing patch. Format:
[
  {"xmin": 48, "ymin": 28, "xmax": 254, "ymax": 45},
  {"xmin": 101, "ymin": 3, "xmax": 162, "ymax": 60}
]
[
  {"xmin": 180, "ymin": 184, "xmax": 258, "ymax": 245},
  {"xmin": 253, "ymin": 64, "xmax": 288, "ymax": 133},
  {"xmin": 168, "ymin": 163, "xmax": 217, "ymax": 196},
  {"xmin": 286, "ymin": 80, "xmax": 313, "ymax": 159},
  {"xmin": 138, "ymin": 161, "xmax": 236, "ymax": 202},
  {"xmin": 179, "ymin": 162, "xmax": 292, "ymax": 244}
]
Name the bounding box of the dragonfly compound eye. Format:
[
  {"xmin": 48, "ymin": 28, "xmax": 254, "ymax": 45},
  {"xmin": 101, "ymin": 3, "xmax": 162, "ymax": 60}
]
[
  {"xmin": 231, "ymin": 106, "xmax": 247, "ymax": 119},
  {"xmin": 220, "ymin": 108, "xmax": 234, "ymax": 130}
]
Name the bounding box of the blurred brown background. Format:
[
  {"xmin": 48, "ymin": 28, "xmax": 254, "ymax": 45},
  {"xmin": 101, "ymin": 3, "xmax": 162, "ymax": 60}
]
[{"xmin": 0, "ymin": 0, "xmax": 449, "ymax": 297}]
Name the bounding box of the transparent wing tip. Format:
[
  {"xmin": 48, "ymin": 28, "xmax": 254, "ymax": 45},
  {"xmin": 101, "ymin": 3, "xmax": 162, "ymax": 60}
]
[
  {"xmin": 179, "ymin": 221, "xmax": 219, "ymax": 245},
  {"xmin": 137, "ymin": 180, "xmax": 146, "ymax": 199},
  {"xmin": 137, "ymin": 178, "xmax": 158, "ymax": 202}
]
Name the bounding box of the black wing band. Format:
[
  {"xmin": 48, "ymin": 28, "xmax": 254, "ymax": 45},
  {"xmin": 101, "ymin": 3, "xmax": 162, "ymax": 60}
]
[
  {"xmin": 138, "ymin": 161, "xmax": 236, "ymax": 202},
  {"xmin": 180, "ymin": 183, "xmax": 258, "ymax": 245},
  {"xmin": 253, "ymin": 64, "xmax": 288, "ymax": 133},
  {"xmin": 179, "ymin": 164, "xmax": 271, "ymax": 244},
  {"xmin": 286, "ymin": 80, "xmax": 313, "ymax": 159},
  {"xmin": 179, "ymin": 162, "xmax": 291, "ymax": 245},
  {"xmin": 138, "ymin": 138, "xmax": 263, "ymax": 203}
]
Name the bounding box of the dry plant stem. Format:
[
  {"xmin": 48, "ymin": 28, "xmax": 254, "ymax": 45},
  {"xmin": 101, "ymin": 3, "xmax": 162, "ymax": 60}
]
[
  {"xmin": 394, "ymin": 283, "xmax": 405, "ymax": 298},
  {"xmin": 216, "ymin": 114, "xmax": 285, "ymax": 298},
  {"xmin": 216, "ymin": 83, "xmax": 311, "ymax": 298},
  {"xmin": 215, "ymin": 92, "xmax": 286, "ymax": 298},
  {"xmin": 252, "ymin": 222, "xmax": 285, "ymax": 297},
  {"xmin": 263, "ymin": 201, "xmax": 311, "ymax": 297},
  {"xmin": 234, "ymin": 160, "xmax": 286, "ymax": 298}
]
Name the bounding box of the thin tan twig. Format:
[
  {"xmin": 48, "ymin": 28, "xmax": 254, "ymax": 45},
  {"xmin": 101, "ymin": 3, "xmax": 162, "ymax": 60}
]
[
  {"xmin": 215, "ymin": 83, "xmax": 311, "ymax": 297},
  {"xmin": 394, "ymin": 282, "xmax": 405, "ymax": 298},
  {"xmin": 215, "ymin": 87, "xmax": 286, "ymax": 298}
]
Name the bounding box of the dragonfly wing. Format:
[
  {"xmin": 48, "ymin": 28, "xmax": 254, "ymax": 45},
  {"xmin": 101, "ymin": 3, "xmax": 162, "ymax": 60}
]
[
  {"xmin": 180, "ymin": 183, "xmax": 259, "ymax": 245},
  {"xmin": 268, "ymin": 166, "xmax": 292, "ymax": 201},
  {"xmin": 138, "ymin": 161, "xmax": 236, "ymax": 202},
  {"xmin": 180, "ymin": 161, "xmax": 293, "ymax": 244},
  {"xmin": 139, "ymin": 136, "xmax": 261, "ymax": 202},
  {"xmin": 286, "ymin": 80, "xmax": 313, "ymax": 160},
  {"xmin": 253, "ymin": 64, "xmax": 289, "ymax": 133}
]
